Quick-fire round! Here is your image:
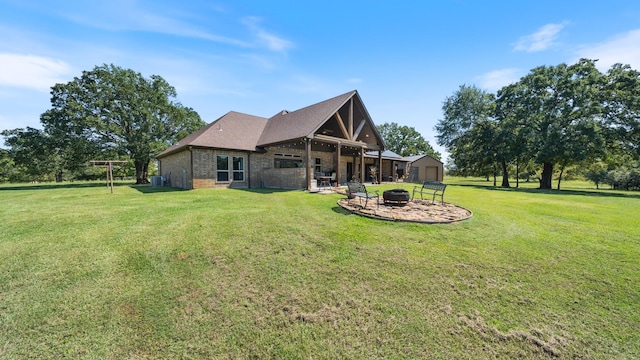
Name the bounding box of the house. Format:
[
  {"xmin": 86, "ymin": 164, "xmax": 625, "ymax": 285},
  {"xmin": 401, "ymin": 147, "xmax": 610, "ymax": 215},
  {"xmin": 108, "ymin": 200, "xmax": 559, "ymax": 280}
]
[
  {"xmin": 156, "ymin": 90, "xmax": 386, "ymax": 189},
  {"xmin": 404, "ymin": 154, "xmax": 444, "ymax": 183}
]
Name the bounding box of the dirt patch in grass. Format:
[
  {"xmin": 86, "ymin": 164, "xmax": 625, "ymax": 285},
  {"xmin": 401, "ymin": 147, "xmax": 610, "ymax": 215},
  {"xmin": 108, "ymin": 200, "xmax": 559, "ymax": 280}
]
[{"xmin": 459, "ymin": 310, "xmax": 567, "ymax": 357}]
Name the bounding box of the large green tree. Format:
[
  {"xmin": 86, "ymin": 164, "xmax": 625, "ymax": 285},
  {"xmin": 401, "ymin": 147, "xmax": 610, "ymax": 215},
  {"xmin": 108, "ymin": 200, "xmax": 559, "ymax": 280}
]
[
  {"xmin": 41, "ymin": 64, "xmax": 204, "ymax": 184},
  {"xmin": 377, "ymin": 122, "xmax": 440, "ymax": 159},
  {"xmin": 495, "ymin": 59, "xmax": 606, "ymax": 189}
]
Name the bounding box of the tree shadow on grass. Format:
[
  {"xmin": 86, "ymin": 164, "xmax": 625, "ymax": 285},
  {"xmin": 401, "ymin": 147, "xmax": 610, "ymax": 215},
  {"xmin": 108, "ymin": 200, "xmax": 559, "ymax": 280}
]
[
  {"xmin": 0, "ymin": 182, "xmax": 125, "ymax": 191},
  {"xmin": 332, "ymin": 205, "xmax": 354, "ymax": 216},
  {"xmin": 129, "ymin": 185, "xmax": 189, "ymax": 194},
  {"xmin": 455, "ymin": 183, "xmax": 640, "ymax": 199},
  {"xmin": 234, "ymin": 188, "xmax": 301, "ymax": 195}
]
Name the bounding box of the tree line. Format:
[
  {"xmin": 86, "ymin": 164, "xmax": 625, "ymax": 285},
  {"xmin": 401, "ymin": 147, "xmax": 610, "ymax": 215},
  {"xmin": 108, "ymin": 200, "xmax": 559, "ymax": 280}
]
[
  {"xmin": 436, "ymin": 58, "xmax": 640, "ymax": 190},
  {"xmin": 1, "ymin": 64, "xmax": 205, "ymax": 184}
]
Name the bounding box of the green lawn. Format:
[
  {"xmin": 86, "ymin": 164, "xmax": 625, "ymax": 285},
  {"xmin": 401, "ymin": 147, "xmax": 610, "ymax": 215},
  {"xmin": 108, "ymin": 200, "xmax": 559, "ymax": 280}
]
[{"xmin": 1, "ymin": 179, "xmax": 638, "ymax": 359}]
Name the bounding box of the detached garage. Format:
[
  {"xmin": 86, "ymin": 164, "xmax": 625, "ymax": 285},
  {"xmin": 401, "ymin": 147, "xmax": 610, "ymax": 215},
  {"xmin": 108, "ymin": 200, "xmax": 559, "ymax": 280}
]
[{"xmin": 405, "ymin": 154, "xmax": 444, "ymax": 183}]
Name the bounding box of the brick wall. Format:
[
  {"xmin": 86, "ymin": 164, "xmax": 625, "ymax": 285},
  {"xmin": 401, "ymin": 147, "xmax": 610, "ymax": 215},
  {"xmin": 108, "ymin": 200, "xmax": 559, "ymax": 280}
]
[{"xmin": 158, "ymin": 150, "xmax": 192, "ymax": 189}]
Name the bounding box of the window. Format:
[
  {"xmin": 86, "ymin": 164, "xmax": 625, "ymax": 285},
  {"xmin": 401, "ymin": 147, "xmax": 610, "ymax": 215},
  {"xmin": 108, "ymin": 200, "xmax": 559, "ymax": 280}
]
[
  {"xmin": 232, "ymin": 156, "xmax": 244, "ymax": 181},
  {"xmin": 274, "ymin": 158, "xmax": 304, "ymax": 168},
  {"xmin": 314, "ymin": 158, "xmax": 322, "ymax": 173},
  {"xmin": 217, "ymin": 155, "xmax": 229, "ymax": 181},
  {"xmin": 274, "ymin": 153, "xmax": 304, "ymax": 168},
  {"xmin": 217, "ymin": 155, "xmax": 245, "ymax": 182}
]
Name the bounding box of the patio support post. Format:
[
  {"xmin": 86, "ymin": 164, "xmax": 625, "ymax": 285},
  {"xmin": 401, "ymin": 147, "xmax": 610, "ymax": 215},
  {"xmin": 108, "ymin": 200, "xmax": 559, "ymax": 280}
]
[
  {"xmin": 336, "ymin": 142, "xmax": 341, "ymax": 186},
  {"xmin": 378, "ymin": 150, "xmax": 382, "ymax": 184},
  {"xmin": 360, "ymin": 148, "xmax": 365, "ymax": 184},
  {"xmin": 305, "ymin": 138, "xmax": 312, "ymax": 190},
  {"xmin": 348, "ymin": 98, "xmax": 353, "ymax": 138}
]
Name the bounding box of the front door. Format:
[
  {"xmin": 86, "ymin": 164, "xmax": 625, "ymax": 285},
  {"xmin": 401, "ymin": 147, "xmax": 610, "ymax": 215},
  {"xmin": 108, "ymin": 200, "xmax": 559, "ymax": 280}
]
[{"xmin": 346, "ymin": 162, "xmax": 353, "ymax": 183}]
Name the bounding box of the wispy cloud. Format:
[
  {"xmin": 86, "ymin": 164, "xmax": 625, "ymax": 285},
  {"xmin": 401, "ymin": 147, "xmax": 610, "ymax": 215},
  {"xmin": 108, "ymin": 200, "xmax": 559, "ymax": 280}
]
[
  {"xmin": 476, "ymin": 68, "xmax": 521, "ymax": 91},
  {"xmin": 0, "ymin": 53, "xmax": 72, "ymax": 91},
  {"xmin": 574, "ymin": 29, "xmax": 640, "ymax": 70},
  {"xmin": 514, "ymin": 23, "xmax": 567, "ymax": 52},
  {"xmin": 59, "ymin": 2, "xmax": 252, "ymax": 48},
  {"xmin": 59, "ymin": 3, "xmax": 294, "ymax": 52},
  {"xmin": 242, "ymin": 16, "xmax": 293, "ymax": 52}
]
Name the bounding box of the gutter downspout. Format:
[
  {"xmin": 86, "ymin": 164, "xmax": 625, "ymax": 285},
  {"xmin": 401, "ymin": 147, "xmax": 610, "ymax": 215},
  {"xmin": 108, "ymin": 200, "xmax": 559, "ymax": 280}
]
[
  {"xmin": 188, "ymin": 146, "xmax": 194, "ymax": 189},
  {"xmin": 247, "ymin": 152, "xmax": 251, "ymax": 189}
]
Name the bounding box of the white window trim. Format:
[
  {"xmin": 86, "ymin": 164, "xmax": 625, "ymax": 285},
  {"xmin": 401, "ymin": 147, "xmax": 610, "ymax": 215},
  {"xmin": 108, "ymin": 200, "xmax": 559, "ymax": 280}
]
[
  {"xmin": 216, "ymin": 154, "xmax": 245, "ymax": 183},
  {"xmin": 232, "ymin": 156, "xmax": 245, "ymax": 182},
  {"xmin": 216, "ymin": 155, "xmax": 230, "ymax": 183}
]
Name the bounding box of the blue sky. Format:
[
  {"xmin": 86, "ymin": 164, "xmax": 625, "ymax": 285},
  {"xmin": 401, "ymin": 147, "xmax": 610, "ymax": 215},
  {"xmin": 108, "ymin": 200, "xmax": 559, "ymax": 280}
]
[{"xmin": 2, "ymin": 0, "xmax": 640, "ymax": 157}]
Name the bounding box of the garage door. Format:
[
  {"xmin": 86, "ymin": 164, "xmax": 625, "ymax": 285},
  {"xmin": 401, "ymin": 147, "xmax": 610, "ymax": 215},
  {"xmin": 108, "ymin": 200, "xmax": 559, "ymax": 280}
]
[{"xmin": 425, "ymin": 166, "xmax": 439, "ymax": 181}]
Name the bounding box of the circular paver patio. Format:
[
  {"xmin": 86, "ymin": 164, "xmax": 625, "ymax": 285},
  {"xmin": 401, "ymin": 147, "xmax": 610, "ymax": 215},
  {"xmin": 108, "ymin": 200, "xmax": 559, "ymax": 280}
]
[{"xmin": 337, "ymin": 197, "xmax": 472, "ymax": 224}]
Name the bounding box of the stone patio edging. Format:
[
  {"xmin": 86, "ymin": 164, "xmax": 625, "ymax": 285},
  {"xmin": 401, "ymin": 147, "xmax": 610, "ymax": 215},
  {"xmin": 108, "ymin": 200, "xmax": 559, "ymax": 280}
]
[{"xmin": 336, "ymin": 198, "xmax": 472, "ymax": 224}]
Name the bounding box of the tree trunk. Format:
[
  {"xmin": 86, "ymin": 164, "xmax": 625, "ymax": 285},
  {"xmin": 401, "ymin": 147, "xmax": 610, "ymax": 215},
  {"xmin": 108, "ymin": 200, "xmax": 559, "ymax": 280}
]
[
  {"xmin": 557, "ymin": 165, "xmax": 565, "ymax": 190},
  {"xmin": 540, "ymin": 162, "xmax": 553, "ymax": 189},
  {"xmin": 135, "ymin": 159, "xmax": 150, "ymax": 184},
  {"xmin": 515, "ymin": 160, "xmax": 519, "ymax": 188},
  {"xmin": 501, "ymin": 160, "xmax": 510, "ymax": 188},
  {"xmin": 493, "ymin": 164, "xmax": 497, "ymax": 187}
]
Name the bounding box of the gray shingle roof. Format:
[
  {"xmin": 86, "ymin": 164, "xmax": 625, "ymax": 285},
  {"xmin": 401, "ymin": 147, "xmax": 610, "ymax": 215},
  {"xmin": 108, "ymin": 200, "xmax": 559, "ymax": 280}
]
[
  {"xmin": 156, "ymin": 111, "xmax": 268, "ymax": 158},
  {"xmin": 365, "ymin": 150, "xmax": 404, "ymax": 159},
  {"xmin": 404, "ymin": 154, "xmax": 443, "ymax": 164}
]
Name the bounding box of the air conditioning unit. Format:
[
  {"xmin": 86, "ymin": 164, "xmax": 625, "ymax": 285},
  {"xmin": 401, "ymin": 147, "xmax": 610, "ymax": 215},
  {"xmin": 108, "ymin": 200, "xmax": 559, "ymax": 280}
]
[{"xmin": 151, "ymin": 176, "xmax": 165, "ymax": 187}]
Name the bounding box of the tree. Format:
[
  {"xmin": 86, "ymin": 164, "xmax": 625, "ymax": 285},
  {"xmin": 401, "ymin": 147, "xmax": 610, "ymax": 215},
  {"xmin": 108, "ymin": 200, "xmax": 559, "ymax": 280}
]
[
  {"xmin": 1, "ymin": 127, "xmax": 60, "ymax": 181},
  {"xmin": 584, "ymin": 161, "xmax": 609, "ymax": 189},
  {"xmin": 40, "ymin": 64, "xmax": 205, "ymax": 184},
  {"xmin": 377, "ymin": 122, "xmax": 440, "ymax": 159},
  {"xmin": 436, "ymin": 85, "xmax": 512, "ymax": 185},
  {"xmin": 0, "ymin": 148, "xmax": 15, "ymax": 182},
  {"xmin": 495, "ymin": 59, "xmax": 606, "ymax": 189},
  {"xmin": 602, "ymin": 63, "xmax": 640, "ymax": 160}
]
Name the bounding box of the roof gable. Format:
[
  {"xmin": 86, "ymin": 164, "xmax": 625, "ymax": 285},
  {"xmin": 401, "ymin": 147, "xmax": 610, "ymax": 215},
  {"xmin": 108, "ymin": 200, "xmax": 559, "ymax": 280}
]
[
  {"xmin": 404, "ymin": 154, "xmax": 443, "ymax": 164},
  {"xmin": 257, "ymin": 91, "xmax": 356, "ymax": 146}
]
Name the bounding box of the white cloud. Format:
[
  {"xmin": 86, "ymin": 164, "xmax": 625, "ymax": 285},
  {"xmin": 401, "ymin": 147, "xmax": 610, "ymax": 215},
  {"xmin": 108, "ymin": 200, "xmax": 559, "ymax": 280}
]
[
  {"xmin": 476, "ymin": 68, "xmax": 521, "ymax": 91},
  {"xmin": 0, "ymin": 53, "xmax": 72, "ymax": 91},
  {"xmin": 575, "ymin": 29, "xmax": 640, "ymax": 71},
  {"xmin": 242, "ymin": 17, "xmax": 293, "ymax": 52},
  {"xmin": 514, "ymin": 23, "xmax": 566, "ymax": 52}
]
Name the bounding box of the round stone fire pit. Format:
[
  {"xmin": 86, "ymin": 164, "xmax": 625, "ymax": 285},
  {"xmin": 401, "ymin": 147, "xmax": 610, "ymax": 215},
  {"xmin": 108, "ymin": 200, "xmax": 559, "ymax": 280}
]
[{"xmin": 383, "ymin": 189, "xmax": 411, "ymax": 206}]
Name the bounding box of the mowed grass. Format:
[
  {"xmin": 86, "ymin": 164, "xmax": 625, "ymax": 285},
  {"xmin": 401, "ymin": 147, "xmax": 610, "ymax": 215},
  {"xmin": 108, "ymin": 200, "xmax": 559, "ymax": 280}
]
[{"xmin": 0, "ymin": 179, "xmax": 638, "ymax": 359}]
